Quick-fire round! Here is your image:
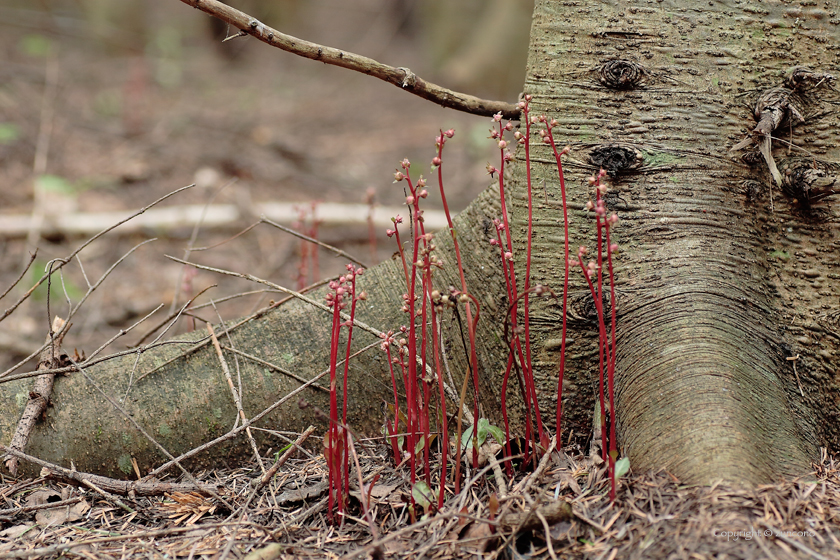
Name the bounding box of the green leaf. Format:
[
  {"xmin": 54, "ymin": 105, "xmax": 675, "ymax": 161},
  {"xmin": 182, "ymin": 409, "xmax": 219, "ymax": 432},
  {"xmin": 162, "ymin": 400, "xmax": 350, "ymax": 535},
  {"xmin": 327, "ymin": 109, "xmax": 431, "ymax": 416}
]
[
  {"xmin": 412, "ymin": 481, "xmax": 433, "ymax": 509},
  {"xmin": 486, "ymin": 424, "xmax": 506, "ymax": 445},
  {"xmin": 0, "ymin": 123, "xmax": 20, "ymax": 144},
  {"xmin": 615, "ymin": 457, "xmax": 630, "ymax": 479}
]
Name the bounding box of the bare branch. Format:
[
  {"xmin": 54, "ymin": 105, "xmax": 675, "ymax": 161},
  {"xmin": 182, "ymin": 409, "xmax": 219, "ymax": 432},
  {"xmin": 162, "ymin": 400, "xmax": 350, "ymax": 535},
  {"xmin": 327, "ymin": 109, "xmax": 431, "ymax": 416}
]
[{"xmin": 177, "ymin": 0, "xmax": 519, "ymax": 119}]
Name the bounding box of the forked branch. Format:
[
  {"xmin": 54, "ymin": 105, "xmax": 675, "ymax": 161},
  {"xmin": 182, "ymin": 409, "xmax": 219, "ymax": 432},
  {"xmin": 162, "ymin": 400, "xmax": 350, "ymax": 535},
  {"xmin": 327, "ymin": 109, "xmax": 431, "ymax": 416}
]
[{"xmin": 177, "ymin": 0, "xmax": 519, "ymax": 119}]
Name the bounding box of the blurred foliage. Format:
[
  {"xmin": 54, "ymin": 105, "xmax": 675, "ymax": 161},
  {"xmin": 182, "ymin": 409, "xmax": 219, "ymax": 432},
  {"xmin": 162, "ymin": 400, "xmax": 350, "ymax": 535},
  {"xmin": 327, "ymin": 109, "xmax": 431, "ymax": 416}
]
[
  {"xmin": 19, "ymin": 33, "xmax": 53, "ymax": 57},
  {"xmin": 0, "ymin": 123, "xmax": 21, "ymax": 145},
  {"xmin": 27, "ymin": 259, "xmax": 84, "ymax": 303}
]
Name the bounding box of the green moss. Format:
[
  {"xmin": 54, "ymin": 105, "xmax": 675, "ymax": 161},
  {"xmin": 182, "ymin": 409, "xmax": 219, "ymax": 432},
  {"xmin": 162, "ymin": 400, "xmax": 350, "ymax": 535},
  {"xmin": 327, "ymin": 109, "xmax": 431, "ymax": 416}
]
[
  {"xmin": 117, "ymin": 454, "xmax": 133, "ymax": 475},
  {"xmin": 641, "ymin": 150, "xmax": 685, "ymax": 167},
  {"xmin": 769, "ymin": 250, "xmax": 790, "ymax": 262},
  {"xmin": 158, "ymin": 423, "xmax": 172, "ymax": 437}
]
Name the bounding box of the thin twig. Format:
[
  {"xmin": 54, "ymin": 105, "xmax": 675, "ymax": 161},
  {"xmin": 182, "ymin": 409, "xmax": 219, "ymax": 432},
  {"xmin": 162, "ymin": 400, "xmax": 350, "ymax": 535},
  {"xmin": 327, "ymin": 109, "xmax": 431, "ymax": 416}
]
[
  {"xmin": 146, "ymin": 340, "xmax": 380, "ymax": 478},
  {"xmin": 64, "ymin": 355, "xmax": 233, "ymax": 510},
  {"xmin": 0, "ymin": 184, "xmax": 193, "ymax": 329},
  {"xmin": 207, "ymin": 322, "xmax": 265, "ymax": 473},
  {"xmin": 1, "ymin": 238, "xmax": 157, "ymax": 380},
  {"xmin": 222, "ymin": 345, "xmax": 329, "ymax": 393},
  {"xmin": 0, "ymin": 446, "xmax": 222, "ymax": 496},
  {"xmin": 253, "ymin": 426, "xmax": 315, "ymax": 492},
  {"xmin": 0, "ymin": 249, "xmax": 37, "ymax": 303},
  {"xmin": 176, "ymin": 0, "xmax": 518, "ymax": 119},
  {"xmin": 261, "ymin": 217, "xmax": 367, "ymax": 267}
]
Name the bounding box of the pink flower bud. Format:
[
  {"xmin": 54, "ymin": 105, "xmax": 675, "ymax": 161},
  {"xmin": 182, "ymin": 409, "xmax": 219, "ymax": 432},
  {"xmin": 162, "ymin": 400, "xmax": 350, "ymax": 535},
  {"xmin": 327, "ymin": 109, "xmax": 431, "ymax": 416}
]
[
  {"xmin": 493, "ymin": 112, "xmax": 503, "ymax": 122},
  {"xmin": 393, "ymin": 215, "xmax": 403, "ymax": 224},
  {"xmin": 585, "ymin": 200, "xmax": 594, "ymax": 211},
  {"xmin": 498, "ymin": 140, "xmax": 507, "ymax": 149},
  {"xmin": 393, "ymin": 171, "xmax": 404, "ymax": 182},
  {"xmin": 524, "ymin": 94, "xmax": 532, "ymax": 101},
  {"xmin": 608, "ymin": 213, "xmax": 619, "ymax": 225},
  {"xmin": 406, "ymin": 195, "xmax": 415, "ymax": 205},
  {"xmin": 401, "ymin": 158, "xmax": 411, "ymax": 169},
  {"xmin": 432, "ymin": 156, "xmax": 442, "ymax": 166},
  {"xmin": 444, "ymin": 129, "xmax": 455, "ymax": 138},
  {"xmin": 578, "ymin": 246, "xmax": 588, "ymax": 257},
  {"xmin": 609, "ymin": 243, "xmax": 618, "ymax": 253}
]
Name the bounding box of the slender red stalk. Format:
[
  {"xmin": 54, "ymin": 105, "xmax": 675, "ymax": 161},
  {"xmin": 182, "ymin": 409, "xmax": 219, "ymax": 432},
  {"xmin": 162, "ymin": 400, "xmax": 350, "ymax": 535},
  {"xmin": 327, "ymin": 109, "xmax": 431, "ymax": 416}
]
[
  {"xmin": 604, "ymin": 215, "xmax": 619, "ymax": 501},
  {"xmin": 434, "ymin": 130, "xmax": 480, "ymax": 491},
  {"xmin": 520, "ymin": 101, "xmax": 546, "ymax": 452},
  {"xmin": 492, "ymin": 222, "xmax": 516, "ymax": 476},
  {"xmin": 340, "ymin": 265, "xmax": 362, "ymax": 510},
  {"xmin": 492, "ymin": 114, "xmax": 543, "ymax": 463},
  {"xmin": 428, "ymin": 283, "xmax": 448, "ymax": 507},
  {"xmin": 309, "ymin": 203, "xmax": 320, "ymax": 283},
  {"xmin": 381, "ymin": 333, "xmax": 401, "ymax": 460},
  {"xmin": 594, "ymin": 191, "xmax": 607, "ymax": 461},
  {"xmin": 542, "ymin": 124, "xmax": 571, "ymax": 439},
  {"xmin": 325, "ymin": 278, "xmax": 345, "ymax": 523}
]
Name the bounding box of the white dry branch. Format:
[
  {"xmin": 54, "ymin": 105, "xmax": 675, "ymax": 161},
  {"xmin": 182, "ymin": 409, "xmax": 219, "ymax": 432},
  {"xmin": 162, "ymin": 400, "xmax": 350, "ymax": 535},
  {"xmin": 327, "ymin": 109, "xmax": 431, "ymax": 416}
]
[{"xmin": 0, "ymin": 202, "xmax": 451, "ymax": 237}]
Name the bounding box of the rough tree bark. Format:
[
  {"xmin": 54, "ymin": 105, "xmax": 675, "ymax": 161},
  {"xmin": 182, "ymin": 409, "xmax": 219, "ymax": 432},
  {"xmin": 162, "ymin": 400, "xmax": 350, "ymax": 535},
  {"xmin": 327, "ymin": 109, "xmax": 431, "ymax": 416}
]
[{"xmin": 2, "ymin": 0, "xmax": 838, "ymax": 485}]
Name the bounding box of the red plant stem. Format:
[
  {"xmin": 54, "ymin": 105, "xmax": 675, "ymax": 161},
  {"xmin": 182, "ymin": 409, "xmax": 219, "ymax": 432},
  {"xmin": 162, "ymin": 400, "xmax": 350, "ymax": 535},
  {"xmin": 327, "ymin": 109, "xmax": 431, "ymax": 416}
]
[
  {"xmin": 393, "ymin": 225, "xmax": 410, "ymax": 288},
  {"xmin": 495, "ymin": 122, "xmax": 542, "ymax": 460},
  {"xmin": 543, "ymin": 127, "xmax": 570, "ymax": 438},
  {"xmin": 520, "ymin": 103, "xmax": 544, "ymax": 452},
  {"xmin": 428, "ymin": 285, "xmax": 448, "ymax": 508},
  {"xmin": 340, "ymin": 268, "xmax": 359, "ymax": 508},
  {"xmin": 435, "ymin": 132, "xmax": 479, "ymax": 491},
  {"xmin": 594, "ymin": 193, "xmax": 608, "ymax": 463},
  {"xmin": 383, "ymin": 340, "xmax": 401, "ymax": 460},
  {"xmin": 326, "ymin": 284, "xmax": 343, "ymax": 522},
  {"xmin": 493, "ymin": 224, "xmax": 516, "ymax": 476},
  {"xmin": 309, "ymin": 203, "xmax": 320, "ymax": 283},
  {"xmin": 420, "ymin": 261, "xmax": 432, "ymax": 485},
  {"xmin": 604, "ymin": 221, "xmax": 619, "ymax": 501},
  {"xmin": 577, "ymin": 251, "xmax": 608, "ymax": 465}
]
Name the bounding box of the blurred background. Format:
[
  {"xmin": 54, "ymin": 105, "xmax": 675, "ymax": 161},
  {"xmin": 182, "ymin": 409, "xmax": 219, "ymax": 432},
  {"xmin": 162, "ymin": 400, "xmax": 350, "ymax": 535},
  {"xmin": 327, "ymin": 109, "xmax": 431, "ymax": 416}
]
[{"xmin": 0, "ymin": 0, "xmax": 533, "ymax": 372}]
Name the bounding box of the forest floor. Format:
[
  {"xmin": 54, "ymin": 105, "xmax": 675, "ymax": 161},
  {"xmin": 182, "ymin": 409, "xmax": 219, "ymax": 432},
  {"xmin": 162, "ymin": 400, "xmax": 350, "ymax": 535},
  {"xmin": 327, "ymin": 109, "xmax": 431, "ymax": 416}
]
[
  {"xmin": 2, "ymin": 444, "xmax": 840, "ymax": 559},
  {"xmin": 2, "ymin": 3, "xmax": 840, "ymax": 559}
]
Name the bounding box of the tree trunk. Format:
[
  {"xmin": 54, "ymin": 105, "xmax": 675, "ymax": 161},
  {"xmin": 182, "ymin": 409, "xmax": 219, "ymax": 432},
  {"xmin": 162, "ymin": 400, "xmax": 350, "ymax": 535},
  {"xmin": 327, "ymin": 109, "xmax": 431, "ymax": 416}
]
[
  {"xmin": 3, "ymin": 0, "xmax": 838, "ymax": 484},
  {"xmin": 516, "ymin": 0, "xmax": 838, "ymax": 484}
]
